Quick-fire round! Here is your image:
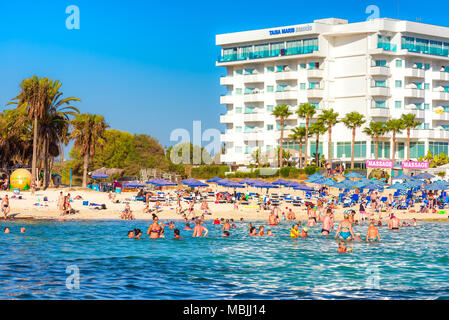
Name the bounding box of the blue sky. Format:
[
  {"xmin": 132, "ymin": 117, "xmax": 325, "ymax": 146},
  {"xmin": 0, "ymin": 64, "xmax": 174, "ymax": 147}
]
[{"xmin": 1, "ymin": 0, "xmax": 449, "ymax": 155}]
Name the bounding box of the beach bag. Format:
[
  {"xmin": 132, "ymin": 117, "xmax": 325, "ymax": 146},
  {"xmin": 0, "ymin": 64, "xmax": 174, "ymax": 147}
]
[{"xmin": 101, "ymin": 204, "xmax": 107, "ymax": 210}]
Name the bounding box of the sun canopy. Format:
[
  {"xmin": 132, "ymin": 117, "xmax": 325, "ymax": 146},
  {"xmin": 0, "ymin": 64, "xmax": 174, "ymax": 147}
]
[
  {"xmin": 92, "ymin": 172, "xmax": 109, "ymax": 179},
  {"xmin": 414, "ymin": 172, "xmax": 435, "ymax": 180},
  {"xmin": 344, "ymin": 171, "xmax": 365, "ymax": 178},
  {"xmin": 124, "ymin": 181, "xmax": 146, "ymax": 188}
]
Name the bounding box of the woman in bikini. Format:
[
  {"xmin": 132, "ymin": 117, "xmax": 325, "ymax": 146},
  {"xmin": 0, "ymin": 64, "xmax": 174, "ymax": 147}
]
[
  {"xmin": 335, "ymin": 213, "xmax": 355, "ymax": 241},
  {"xmin": 147, "ymin": 217, "xmax": 163, "ymax": 239}
]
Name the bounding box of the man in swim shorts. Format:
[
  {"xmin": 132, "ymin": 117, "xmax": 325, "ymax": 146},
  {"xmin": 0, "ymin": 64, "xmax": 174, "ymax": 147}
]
[
  {"xmin": 1, "ymin": 195, "xmax": 10, "ymax": 220},
  {"xmin": 321, "ymin": 209, "xmax": 333, "ymax": 235},
  {"xmin": 192, "ymin": 219, "xmax": 208, "ymax": 237},
  {"xmin": 366, "ymin": 221, "xmax": 381, "ymax": 242},
  {"xmin": 388, "ymin": 214, "xmax": 401, "ymax": 230},
  {"xmin": 268, "ymin": 211, "xmax": 278, "ymax": 226}
]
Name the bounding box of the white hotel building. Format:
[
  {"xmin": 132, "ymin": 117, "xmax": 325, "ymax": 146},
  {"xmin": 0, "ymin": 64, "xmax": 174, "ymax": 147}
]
[{"xmin": 216, "ymin": 18, "xmax": 449, "ymax": 167}]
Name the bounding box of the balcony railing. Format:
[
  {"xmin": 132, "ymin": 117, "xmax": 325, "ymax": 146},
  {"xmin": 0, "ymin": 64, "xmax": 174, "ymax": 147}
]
[
  {"xmin": 377, "ymin": 42, "xmax": 397, "ymax": 52},
  {"xmin": 402, "ymin": 43, "xmax": 449, "ymax": 57},
  {"xmin": 218, "ymin": 45, "xmax": 319, "ymax": 63}
]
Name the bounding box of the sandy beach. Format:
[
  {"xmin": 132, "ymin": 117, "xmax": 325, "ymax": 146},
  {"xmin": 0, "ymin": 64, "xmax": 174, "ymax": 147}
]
[{"xmin": 1, "ymin": 185, "xmax": 448, "ymax": 223}]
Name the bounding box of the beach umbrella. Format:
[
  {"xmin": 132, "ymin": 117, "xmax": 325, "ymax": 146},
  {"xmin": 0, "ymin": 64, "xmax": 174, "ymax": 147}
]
[
  {"xmin": 344, "ymin": 171, "xmax": 365, "ymax": 179},
  {"xmin": 319, "ymin": 178, "xmax": 337, "ymax": 187},
  {"xmin": 308, "ymin": 172, "xmax": 324, "ymax": 179},
  {"xmin": 239, "ymin": 178, "xmax": 254, "ymax": 185},
  {"xmin": 186, "ymin": 181, "xmax": 209, "ymax": 188},
  {"xmin": 393, "ymin": 174, "xmax": 413, "ymax": 180},
  {"xmin": 424, "ymin": 181, "xmax": 449, "ymax": 191},
  {"xmin": 387, "ymin": 182, "xmax": 409, "ymax": 190},
  {"xmin": 414, "ymin": 172, "xmax": 435, "ymax": 180},
  {"xmin": 92, "ymin": 172, "xmax": 109, "ymax": 179},
  {"xmin": 206, "ymin": 176, "xmax": 222, "ymax": 183},
  {"xmin": 293, "ymin": 184, "xmax": 314, "ymax": 191},
  {"xmin": 124, "ymin": 181, "xmax": 146, "ymax": 188},
  {"xmin": 222, "ymin": 181, "xmax": 245, "ymax": 188},
  {"xmin": 273, "ymin": 178, "xmax": 289, "ymax": 186}
]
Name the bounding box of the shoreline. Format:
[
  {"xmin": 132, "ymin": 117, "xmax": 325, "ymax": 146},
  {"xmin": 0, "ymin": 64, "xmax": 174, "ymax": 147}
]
[{"xmin": 1, "ymin": 188, "xmax": 449, "ymax": 223}]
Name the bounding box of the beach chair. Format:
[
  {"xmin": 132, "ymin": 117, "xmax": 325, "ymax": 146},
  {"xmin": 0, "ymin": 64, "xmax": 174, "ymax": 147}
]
[
  {"xmin": 305, "ymin": 191, "xmax": 312, "ymax": 199},
  {"xmin": 350, "ymin": 193, "xmax": 359, "ymax": 204},
  {"xmin": 338, "ymin": 193, "xmax": 345, "ymax": 204},
  {"xmin": 342, "ymin": 198, "xmax": 352, "ymax": 207},
  {"xmin": 393, "ymin": 191, "xmax": 400, "ymax": 197}
]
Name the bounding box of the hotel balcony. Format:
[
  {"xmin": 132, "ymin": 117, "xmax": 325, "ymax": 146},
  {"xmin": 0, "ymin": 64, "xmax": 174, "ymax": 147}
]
[
  {"xmin": 275, "ymin": 90, "xmax": 299, "ymax": 100},
  {"xmin": 370, "ymin": 107, "xmax": 390, "ymax": 118},
  {"xmin": 243, "ymin": 132, "xmax": 266, "ymax": 141},
  {"xmin": 404, "ymin": 106, "xmax": 425, "ymax": 119},
  {"xmin": 307, "ymin": 69, "xmax": 324, "ymax": 78},
  {"xmin": 274, "ymin": 71, "xmax": 299, "ymax": 81},
  {"xmin": 369, "ymin": 86, "xmax": 391, "ymax": 97},
  {"xmin": 404, "ymin": 68, "xmax": 425, "ymax": 79},
  {"xmin": 403, "ymin": 129, "xmax": 449, "ymax": 140},
  {"xmin": 432, "ymin": 91, "xmax": 449, "ymax": 101},
  {"xmin": 220, "ymin": 132, "xmax": 235, "ymax": 142},
  {"xmin": 243, "ymin": 93, "xmax": 265, "ymax": 102},
  {"xmin": 243, "ymin": 113, "xmax": 266, "ymax": 122},
  {"xmin": 370, "ymin": 66, "xmax": 390, "ymax": 77},
  {"xmin": 307, "ymin": 88, "xmax": 324, "ymax": 99},
  {"xmin": 243, "ymin": 74, "xmax": 265, "ymax": 83},
  {"xmin": 432, "ymin": 110, "xmax": 449, "ymax": 121},
  {"xmin": 432, "ymin": 71, "xmax": 449, "ymax": 82},
  {"xmin": 220, "ymin": 76, "xmax": 233, "ymax": 86},
  {"xmin": 220, "ymin": 95, "xmax": 234, "ymax": 104},
  {"xmin": 404, "ymin": 88, "xmax": 425, "ymax": 99},
  {"xmin": 219, "ymin": 113, "xmax": 234, "ymax": 123}
]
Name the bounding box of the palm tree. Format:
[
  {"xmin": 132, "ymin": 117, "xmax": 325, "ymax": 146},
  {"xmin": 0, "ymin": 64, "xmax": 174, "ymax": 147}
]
[
  {"xmin": 251, "ymin": 147, "xmax": 262, "ymax": 168},
  {"xmin": 288, "ymin": 126, "xmax": 307, "ymax": 168},
  {"xmin": 342, "ymin": 112, "xmax": 365, "ymax": 169},
  {"xmin": 318, "ymin": 108, "xmax": 339, "ymax": 168},
  {"xmin": 272, "ymin": 104, "xmax": 293, "ymax": 168},
  {"xmin": 309, "ymin": 120, "xmax": 327, "ymax": 167},
  {"xmin": 297, "ymin": 103, "xmax": 316, "ymax": 167},
  {"xmin": 70, "ymin": 114, "xmax": 108, "ymax": 188},
  {"xmin": 400, "ymin": 113, "xmax": 421, "ymax": 160},
  {"xmin": 385, "ymin": 119, "xmax": 405, "ymax": 163},
  {"xmin": 363, "ymin": 121, "xmax": 386, "ymax": 160}
]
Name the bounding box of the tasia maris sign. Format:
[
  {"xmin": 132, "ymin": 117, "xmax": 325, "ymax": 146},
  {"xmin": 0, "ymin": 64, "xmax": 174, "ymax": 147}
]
[{"xmin": 366, "ymin": 160, "xmax": 429, "ymax": 169}]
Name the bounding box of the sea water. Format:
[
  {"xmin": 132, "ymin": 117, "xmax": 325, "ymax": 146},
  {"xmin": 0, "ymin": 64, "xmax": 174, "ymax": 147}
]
[{"xmin": 0, "ymin": 219, "xmax": 448, "ymax": 299}]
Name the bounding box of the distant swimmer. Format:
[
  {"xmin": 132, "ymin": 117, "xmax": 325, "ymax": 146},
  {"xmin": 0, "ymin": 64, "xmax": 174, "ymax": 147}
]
[
  {"xmin": 184, "ymin": 223, "xmax": 193, "ymax": 231},
  {"xmin": 259, "ymin": 226, "xmax": 265, "ymax": 236},
  {"xmin": 338, "ymin": 241, "xmax": 353, "ymax": 254},
  {"xmin": 249, "ymin": 227, "xmax": 257, "ymax": 236},
  {"xmin": 267, "ymin": 230, "xmax": 274, "ymax": 236},
  {"xmin": 300, "ymin": 227, "xmax": 308, "ymax": 238},
  {"xmin": 222, "ymin": 220, "xmax": 231, "ymax": 231},
  {"xmin": 128, "ymin": 230, "xmax": 135, "ymax": 238},
  {"xmin": 290, "ymin": 225, "xmax": 300, "ymax": 238},
  {"xmin": 366, "ymin": 221, "xmax": 381, "ymax": 242},
  {"xmin": 20, "ymin": 227, "xmax": 26, "ymax": 233},
  {"xmin": 174, "ymin": 229, "xmax": 183, "ymax": 239},
  {"xmin": 4, "ymin": 227, "xmax": 10, "ymax": 234},
  {"xmin": 192, "ymin": 220, "xmax": 208, "ymax": 237},
  {"xmin": 222, "ymin": 230, "xmax": 230, "ymax": 237},
  {"xmin": 412, "ymin": 218, "xmax": 417, "ymax": 227},
  {"xmin": 134, "ymin": 228, "xmax": 142, "ymax": 239},
  {"xmin": 335, "ymin": 213, "xmax": 355, "ymax": 241},
  {"xmin": 388, "ymin": 214, "xmax": 401, "ymax": 231}
]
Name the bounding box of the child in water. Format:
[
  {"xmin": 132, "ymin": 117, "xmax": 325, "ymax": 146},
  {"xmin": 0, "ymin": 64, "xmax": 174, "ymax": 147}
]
[{"xmin": 338, "ymin": 241, "xmax": 353, "ymax": 254}]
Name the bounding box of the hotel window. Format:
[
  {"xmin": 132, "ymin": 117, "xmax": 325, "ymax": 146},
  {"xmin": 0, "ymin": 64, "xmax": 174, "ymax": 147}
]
[
  {"xmin": 414, "ymin": 82, "xmax": 423, "ymax": 89},
  {"xmin": 375, "ymin": 101, "xmax": 386, "ymax": 108},
  {"xmin": 276, "ymin": 84, "xmax": 288, "ymax": 92},
  {"xmin": 424, "ymin": 83, "xmax": 430, "ymax": 90},
  {"xmin": 396, "ymin": 142, "xmax": 405, "ymax": 159},
  {"xmin": 442, "ymin": 125, "xmax": 449, "ymax": 131},
  {"xmin": 308, "ymin": 62, "xmax": 319, "ymax": 69},
  {"xmin": 235, "ymin": 146, "xmax": 243, "ymax": 153},
  {"xmin": 375, "ymin": 80, "xmax": 386, "ymax": 87},
  {"xmin": 416, "ymin": 103, "xmax": 423, "ymax": 110},
  {"xmin": 244, "ymin": 106, "xmax": 256, "ymax": 114},
  {"xmin": 266, "ymin": 105, "xmax": 274, "ymax": 111},
  {"xmin": 271, "ymin": 42, "xmax": 285, "ymax": 56},
  {"xmin": 395, "ymin": 101, "xmax": 402, "ymax": 109},
  {"xmin": 267, "ymin": 66, "xmax": 274, "ymax": 72},
  {"xmin": 310, "ymin": 102, "xmax": 319, "ymax": 109},
  {"xmin": 309, "ymin": 142, "xmax": 323, "ymax": 156},
  {"xmin": 309, "ymin": 82, "xmax": 320, "ymax": 89},
  {"xmin": 396, "ymin": 59, "xmax": 403, "ymax": 67},
  {"xmin": 266, "ymin": 145, "xmax": 273, "ymax": 151},
  {"xmin": 410, "ymin": 142, "xmax": 425, "ymax": 159},
  {"xmin": 424, "ymin": 123, "xmax": 430, "ymax": 130},
  {"xmin": 254, "ymin": 44, "xmax": 269, "ymax": 58},
  {"xmin": 424, "ymin": 103, "xmax": 430, "ymax": 110},
  {"xmin": 300, "ymin": 83, "xmax": 306, "ymax": 90},
  {"xmin": 337, "ymin": 142, "xmax": 366, "ymax": 158},
  {"xmin": 424, "ymin": 63, "xmax": 430, "ymax": 70},
  {"xmin": 244, "ymin": 68, "xmax": 255, "ymax": 75},
  {"xmin": 236, "ymin": 126, "xmax": 242, "ymax": 132},
  {"xmin": 235, "ymin": 69, "xmax": 242, "ymax": 75},
  {"xmin": 444, "ymin": 106, "xmax": 449, "ymax": 112},
  {"xmin": 429, "ymin": 141, "xmax": 449, "ymax": 156},
  {"xmin": 267, "ymin": 124, "xmax": 274, "ymax": 131},
  {"xmin": 267, "ymin": 86, "xmax": 274, "ymax": 92},
  {"xmin": 286, "ymin": 40, "xmax": 302, "ymax": 55},
  {"xmin": 395, "ymin": 80, "xmax": 402, "ymax": 88},
  {"xmin": 375, "ymin": 60, "xmax": 387, "ymax": 67},
  {"xmin": 235, "ymin": 88, "xmax": 242, "ymax": 95},
  {"xmin": 236, "ymin": 107, "xmax": 242, "ymax": 114},
  {"xmin": 413, "ymin": 62, "xmax": 423, "ymax": 69},
  {"xmin": 300, "ymin": 63, "xmax": 306, "ymax": 69},
  {"xmin": 240, "ymin": 46, "xmax": 252, "ymax": 59}
]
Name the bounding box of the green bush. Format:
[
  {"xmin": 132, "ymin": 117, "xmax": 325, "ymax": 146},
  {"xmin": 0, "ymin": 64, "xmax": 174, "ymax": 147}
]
[
  {"xmin": 280, "ymin": 166, "xmax": 292, "ymax": 178},
  {"xmin": 190, "ymin": 165, "xmax": 229, "ymax": 179},
  {"xmin": 305, "ymin": 165, "xmax": 317, "ymax": 175}
]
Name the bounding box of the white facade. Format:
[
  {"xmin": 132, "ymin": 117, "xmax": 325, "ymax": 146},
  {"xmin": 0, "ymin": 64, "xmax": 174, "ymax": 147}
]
[{"xmin": 216, "ymin": 18, "xmax": 449, "ymax": 167}]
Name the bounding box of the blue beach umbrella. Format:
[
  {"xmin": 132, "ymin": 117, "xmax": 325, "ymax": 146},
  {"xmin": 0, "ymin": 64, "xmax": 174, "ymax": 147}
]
[
  {"xmin": 414, "ymin": 172, "xmax": 435, "ymax": 180},
  {"xmin": 124, "ymin": 181, "xmax": 146, "ymax": 188},
  {"xmin": 206, "ymin": 176, "xmax": 222, "ymax": 183},
  {"xmin": 393, "ymin": 174, "xmax": 413, "ymax": 180},
  {"xmin": 92, "ymin": 172, "xmax": 109, "ymax": 179},
  {"xmin": 293, "ymin": 184, "xmax": 314, "ymax": 191},
  {"xmin": 344, "ymin": 171, "xmax": 365, "ymax": 179}
]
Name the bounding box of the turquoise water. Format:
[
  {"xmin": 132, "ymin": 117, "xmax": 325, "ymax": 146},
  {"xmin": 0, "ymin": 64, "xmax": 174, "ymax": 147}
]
[{"xmin": 1, "ymin": 219, "xmax": 449, "ymax": 299}]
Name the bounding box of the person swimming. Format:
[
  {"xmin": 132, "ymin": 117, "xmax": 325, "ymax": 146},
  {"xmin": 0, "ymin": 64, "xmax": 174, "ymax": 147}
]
[
  {"xmin": 4, "ymin": 227, "xmax": 10, "ymax": 234},
  {"xmin": 134, "ymin": 228, "xmax": 142, "ymax": 239},
  {"xmin": 300, "ymin": 227, "xmax": 308, "ymax": 238},
  {"xmin": 147, "ymin": 217, "xmax": 163, "ymax": 239},
  {"xmin": 249, "ymin": 227, "xmax": 257, "ymax": 236},
  {"xmin": 337, "ymin": 241, "xmax": 353, "ymax": 254},
  {"xmin": 174, "ymin": 228, "xmax": 183, "ymax": 239},
  {"xmin": 222, "ymin": 230, "xmax": 230, "ymax": 237},
  {"xmin": 259, "ymin": 226, "xmax": 265, "ymax": 236},
  {"xmin": 290, "ymin": 225, "xmax": 300, "ymax": 238}
]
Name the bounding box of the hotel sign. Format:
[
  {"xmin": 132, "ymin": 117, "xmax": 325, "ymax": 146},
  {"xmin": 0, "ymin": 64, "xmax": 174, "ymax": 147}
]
[
  {"xmin": 401, "ymin": 161, "xmax": 429, "ymax": 169},
  {"xmin": 366, "ymin": 160, "xmax": 394, "ymax": 168},
  {"xmin": 269, "ymin": 25, "xmax": 312, "ymax": 36}
]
